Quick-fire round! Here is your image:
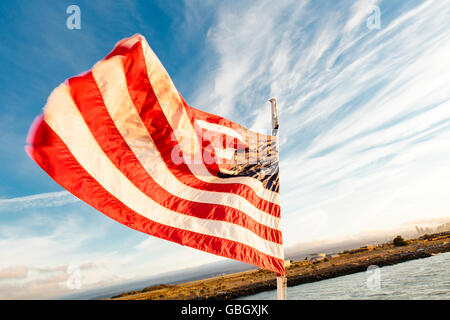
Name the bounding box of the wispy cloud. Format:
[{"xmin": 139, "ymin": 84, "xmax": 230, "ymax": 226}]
[
  {"xmin": 191, "ymin": 0, "xmax": 450, "ymax": 243},
  {"xmin": 0, "ymin": 266, "xmax": 28, "ymax": 280},
  {"xmin": 0, "ymin": 191, "xmax": 79, "ymax": 211}
]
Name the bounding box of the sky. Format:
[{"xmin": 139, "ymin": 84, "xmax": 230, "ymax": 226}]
[{"xmin": 0, "ymin": 0, "xmax": 449, "ymax": 299}]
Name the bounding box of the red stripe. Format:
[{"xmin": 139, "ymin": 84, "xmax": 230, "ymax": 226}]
[
  {"xmin": 106, "ymin": 38, "xmax": 280, "ymax": 218},
  {"xmin": 25, "ymin": 117, "xmax": 285, "ymax": 275},
  {"xmin": 184, "ymin": 102, "xmax": 246, "ymax": 132},
  {"xmin": 66, "ymin": 72, "xmax": 281, "ymax": 244}
]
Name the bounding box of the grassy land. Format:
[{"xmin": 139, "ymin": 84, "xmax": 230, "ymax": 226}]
[{"xmin": 109, "ymin": 232, "xmax": 450, "ymax": 300}]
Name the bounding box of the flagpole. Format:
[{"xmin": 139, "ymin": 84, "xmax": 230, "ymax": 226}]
[
  {"xmin": 269, "ymin": 98, "xmax": 279, "ymax": 137},
  {"xmin": 269, "ymin": 98, "xmax": 287, "ymax": 300}
]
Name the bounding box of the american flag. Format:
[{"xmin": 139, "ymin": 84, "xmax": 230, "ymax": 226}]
[{"xmin": 26, "ymin": 34, "xmax": 284, "ymax": 275}]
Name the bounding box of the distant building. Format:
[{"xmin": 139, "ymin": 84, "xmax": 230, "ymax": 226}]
[
  {"xmin": 361, "ymin": 245, "xmax": 376, "ymax": 251},
  {"xmin": 283, "ymin": 260, "xmax": 292, "ymax": 268},
  {"xmin": 341, "ymin": 245, "xmax": 377, "ymax": 255},
  {"xmin": 306, "ymin": 253, "xmax": 326, "ymax": 262}
]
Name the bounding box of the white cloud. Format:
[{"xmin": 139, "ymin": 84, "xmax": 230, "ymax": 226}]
[
  {"xmin": 0, "ymin": 266, "xmax": 28, "ymax": 280},
  {"xmin": 193, "ymin": 0, "xmax": 450, "ymax": 245},
  {"xmin": 0, "ymin": 191, "xmax": 79, "ymax": 211}
]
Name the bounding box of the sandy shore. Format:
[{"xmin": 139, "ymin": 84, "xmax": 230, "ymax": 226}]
[{"xmin": 110, "ymin": 232, "xmax": 450, "ymax": 300}]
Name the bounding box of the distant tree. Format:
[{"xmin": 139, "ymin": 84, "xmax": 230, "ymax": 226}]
[{"xmin": 393, "ymin": 235, "xmax": 408, "ymax": 247}]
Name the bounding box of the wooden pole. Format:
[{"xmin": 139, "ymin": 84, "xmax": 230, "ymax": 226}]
[
  {"xmin": 269, "ymin": 98, "xmax": 287, "ymax": 300},
  {"xmin": 277, "ymin": 275, "xmax": 287, "ymax": 300},
  {"xmin": 269, "ymin": 98, "xmax": 279, "ymax": 137}
]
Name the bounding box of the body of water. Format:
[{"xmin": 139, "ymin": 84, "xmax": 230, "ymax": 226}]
[{"xmin": 239, "ymin": 252, "xmax": 450, "ymax": 300}]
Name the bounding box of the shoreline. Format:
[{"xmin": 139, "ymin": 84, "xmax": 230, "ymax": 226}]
[{"xmin": 110, "ymin": 232, "xmax": 450, "ymax": 300}]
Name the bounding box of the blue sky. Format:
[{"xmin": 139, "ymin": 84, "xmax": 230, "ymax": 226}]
[{"xmin": 0, "ymin": 0, "xmax": 449, "ymax": 298}]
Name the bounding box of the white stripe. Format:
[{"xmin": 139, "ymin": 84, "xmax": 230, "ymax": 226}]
[
  {"xmin": 195, "ymin": 119, "xmax": 247, "ymax": 145},
  {"xmin": 91, "ymin": 57, "xmax": 281, "ymax": 231},
  {"xmin": 122, "ymin": 35, "xmax": 280, "ymax": 205},
  {"xmin": 42, "ymin": 83, "xmax": 283, "ymax": 259},
  {"xmin": 212, "ymin": 147, "xmax": 236, "ymax": 160}
]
